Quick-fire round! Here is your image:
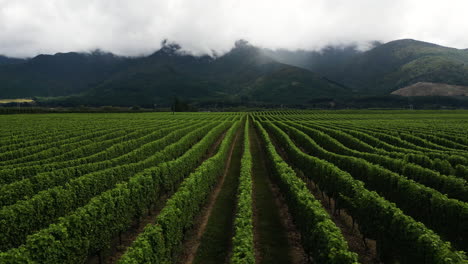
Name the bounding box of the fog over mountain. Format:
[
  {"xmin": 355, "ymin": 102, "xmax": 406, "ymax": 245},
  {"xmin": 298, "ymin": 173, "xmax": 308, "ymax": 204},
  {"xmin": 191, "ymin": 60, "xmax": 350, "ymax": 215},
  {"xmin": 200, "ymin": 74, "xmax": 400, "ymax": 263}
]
[{"xmin": 1, "ymin": 0, "xmax": 468, "ymax": 57}]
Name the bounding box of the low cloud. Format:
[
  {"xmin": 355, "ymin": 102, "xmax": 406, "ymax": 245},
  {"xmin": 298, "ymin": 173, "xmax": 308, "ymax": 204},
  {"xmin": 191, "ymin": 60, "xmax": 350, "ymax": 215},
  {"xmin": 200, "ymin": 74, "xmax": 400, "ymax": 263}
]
[{"xmin": 1, "ymin": 0, "xmax": 467, "ymax": 57}]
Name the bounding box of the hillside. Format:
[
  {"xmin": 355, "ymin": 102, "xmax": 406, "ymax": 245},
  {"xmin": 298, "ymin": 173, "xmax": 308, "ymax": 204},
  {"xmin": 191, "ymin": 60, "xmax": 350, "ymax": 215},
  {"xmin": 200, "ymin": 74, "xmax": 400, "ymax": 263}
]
[
  {"xmin": 0, "ymin": 51, "xmax": 125, "ymax": 98},
  {"xmin": 54, "ymin": 41, "xmax": 351, "ymax": 106},
  {"xmin": 0, "ymin": 56, "xmax": 25, "ymax": 66},
  {"xmin": 341, "ymin": 39, "xmax": 468, "ymax": 94},
  {"xmin": 264, "ymin": 44, "xmax": 363, "ymax": 81},
  {"xmin": 392, "ymin": 82, "xmax": 468, "ymax": 96},
  {"xmin": 269, "ymin": 39, "xmax": 468, "ymax": 95},
  {"xmin": 2, "ymin": 39, "xmax": 468, "ymax": 107}
]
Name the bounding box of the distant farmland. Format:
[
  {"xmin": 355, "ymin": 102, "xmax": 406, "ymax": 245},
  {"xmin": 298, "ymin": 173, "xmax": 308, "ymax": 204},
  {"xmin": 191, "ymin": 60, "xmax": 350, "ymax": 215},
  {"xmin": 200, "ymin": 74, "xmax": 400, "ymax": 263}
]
[
  {"xmin": 0, "ymin": 98, "xmax": 34, "ymax": 104},
  {"xmin": 0, "ymin": 111, "xmax": 466, "ymax": 264}
]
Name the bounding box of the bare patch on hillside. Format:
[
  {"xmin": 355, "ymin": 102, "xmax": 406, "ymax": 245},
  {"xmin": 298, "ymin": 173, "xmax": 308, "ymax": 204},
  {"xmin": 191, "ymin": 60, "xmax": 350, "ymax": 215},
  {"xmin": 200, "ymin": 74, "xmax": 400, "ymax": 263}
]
[{"xmin": 391, "ymin": 82, "xmax": 468, "ymax": 96}]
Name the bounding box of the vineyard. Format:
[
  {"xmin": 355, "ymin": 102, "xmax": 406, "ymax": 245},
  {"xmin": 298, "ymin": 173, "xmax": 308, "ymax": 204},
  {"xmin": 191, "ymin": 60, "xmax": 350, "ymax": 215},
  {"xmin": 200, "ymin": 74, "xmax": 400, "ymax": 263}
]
[{"xmin": 0, "ymin": 111, "xmax": 467, "ymax": 264}]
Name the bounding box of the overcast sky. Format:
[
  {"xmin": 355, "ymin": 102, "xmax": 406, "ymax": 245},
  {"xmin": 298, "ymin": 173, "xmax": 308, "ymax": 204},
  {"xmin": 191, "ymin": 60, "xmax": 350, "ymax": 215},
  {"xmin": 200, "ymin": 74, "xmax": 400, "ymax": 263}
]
[{"xmin": 1, "ymin": 0, "xmax": 467, "ymax": 57}]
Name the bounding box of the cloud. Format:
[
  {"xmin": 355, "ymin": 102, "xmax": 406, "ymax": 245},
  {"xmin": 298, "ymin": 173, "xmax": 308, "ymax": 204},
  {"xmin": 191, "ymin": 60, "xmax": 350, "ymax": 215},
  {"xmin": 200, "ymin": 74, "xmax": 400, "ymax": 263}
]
[{"xmin": 0, "ymin": 0, "xmax": 467, "ymax": 57}]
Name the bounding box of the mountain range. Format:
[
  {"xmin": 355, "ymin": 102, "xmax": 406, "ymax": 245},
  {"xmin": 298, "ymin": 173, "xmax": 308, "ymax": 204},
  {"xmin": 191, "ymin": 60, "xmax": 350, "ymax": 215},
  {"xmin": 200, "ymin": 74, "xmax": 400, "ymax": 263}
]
[
  {"xmin": 0, "ymin": 39, "xmax": 467, "ymax": 108},
  {"xmin": 267, "ymin": 39, "xmax": 468, "ymax": 95}
]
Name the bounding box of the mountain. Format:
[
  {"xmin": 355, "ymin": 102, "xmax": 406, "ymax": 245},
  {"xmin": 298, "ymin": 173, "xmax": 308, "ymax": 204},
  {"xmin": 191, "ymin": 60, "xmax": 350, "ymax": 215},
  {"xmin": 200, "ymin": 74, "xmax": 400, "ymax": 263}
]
[
  {"xmin": 269, "ymin": 39, "xmax": 468, "ymax": 95},
  {"xmin": 264, "ymin": 45, "xmax": 362, "ymax": 78},
  {"xmin": 70, "ymin": 41, "xmax": 350, "ymax": 106},
  {"xmin": 0, "ymin": 51, "xmax": 125, "ymax": 98},
  {"xmin": 338, "ymin": 39, "xmax": 468, "ymax": 94},
  {"xmin": 1, "ymin": 39, "xmax": 468, "ymax": 108},
  {"xmin": 0, "ymin": 41, "xmax": 351, "ymax": 106},
  {"xmin": 77, "ymin": 44, "xmax": 218, "ymax": 106},
  {"xmin": 0, "ymin": 56, "xmax": 25, "ymax": 66}
]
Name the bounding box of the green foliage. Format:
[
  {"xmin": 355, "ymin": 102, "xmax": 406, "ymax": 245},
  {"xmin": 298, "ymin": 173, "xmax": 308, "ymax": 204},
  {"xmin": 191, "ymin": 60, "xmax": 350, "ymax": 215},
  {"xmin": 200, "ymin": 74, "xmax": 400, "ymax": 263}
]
[
  {"xmin": 0, "ymin": 111, "xmax": 466, "ymax": 264},
  {"xmin": 119, "ymin": 121, "xmax": 240, "ymax": 264},
  {"xmin": 230, "ymin": 118, "xmax": 255, "ymax": 264},
  {"xmin": 283, "ymin": 121, "xmax": 468, "ymax": 202},
  {"xmin": 261, "ymin": 118, "xmax": 467, "ymax": 263},
  {"xmin": 255, "ymin": 120, "xmax": 358, "ymax": 264},
  {"xmin": 0, "ymin": 122, "xmax": 185, "ymax": 206},
  {"xmin": 270, "ymin": 121, "xmax": 468, "ymax": 252},
  {"xmin": 0, "ymin": 122, "xmax": 217, "ymax": 252},
  {"xmin": 0, "ymin": 119, "xmax": 235, "ymax": 263}
]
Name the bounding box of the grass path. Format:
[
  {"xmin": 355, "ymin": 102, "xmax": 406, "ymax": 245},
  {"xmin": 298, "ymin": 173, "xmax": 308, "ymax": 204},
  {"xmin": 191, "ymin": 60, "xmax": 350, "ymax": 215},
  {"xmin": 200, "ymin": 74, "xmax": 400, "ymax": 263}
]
[
  {"xmin": 176, "ymin": 125, "xmax": 242, "ymax": 264},
  {"xmin": 250, "ymin": 121, "xmax": 304, "ymax": 264},
  {"xmin": 190, "ymin": 125, "xmax": 243, "ymax": 264}
]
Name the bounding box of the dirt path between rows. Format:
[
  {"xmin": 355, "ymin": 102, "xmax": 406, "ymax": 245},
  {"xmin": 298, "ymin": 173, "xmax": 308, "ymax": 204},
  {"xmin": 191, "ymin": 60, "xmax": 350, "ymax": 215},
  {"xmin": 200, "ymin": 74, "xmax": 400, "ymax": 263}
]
[
  {"xmin": 176, "ymin": 127, "xmax": 241, "ymax": 264},
  {"xmin": 87, "ymin": 129, "xmax": 228, "ymax": 264},
  {"xmin": 191, "ymin": 127, "xmax": 243, "ymax": 264},
  {"xmin": 267, "ymin": 124, "xmax": 382, "ymax": 264},
  {"xmin": 250, "ymin": 122, "xmax": 308, "ymax": 264}
]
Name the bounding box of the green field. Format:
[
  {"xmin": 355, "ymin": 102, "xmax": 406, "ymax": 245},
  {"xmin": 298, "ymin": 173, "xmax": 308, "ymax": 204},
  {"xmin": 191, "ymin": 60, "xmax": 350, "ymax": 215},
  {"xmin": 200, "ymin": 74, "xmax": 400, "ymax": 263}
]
[
  {"xmin": 0, "ymin": 111, "xmax": 467, "ymax": 264},
  {"xmin": 0, "ymin": 98, "xmax": 34, "ymax": 104}
]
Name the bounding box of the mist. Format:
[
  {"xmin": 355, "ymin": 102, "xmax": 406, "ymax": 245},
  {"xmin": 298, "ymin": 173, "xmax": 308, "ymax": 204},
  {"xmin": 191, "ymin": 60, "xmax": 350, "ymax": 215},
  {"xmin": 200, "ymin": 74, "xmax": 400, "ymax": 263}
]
[{"xmin": 1, "ymin": 0, "xmax": 468, "ymax": 58}]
